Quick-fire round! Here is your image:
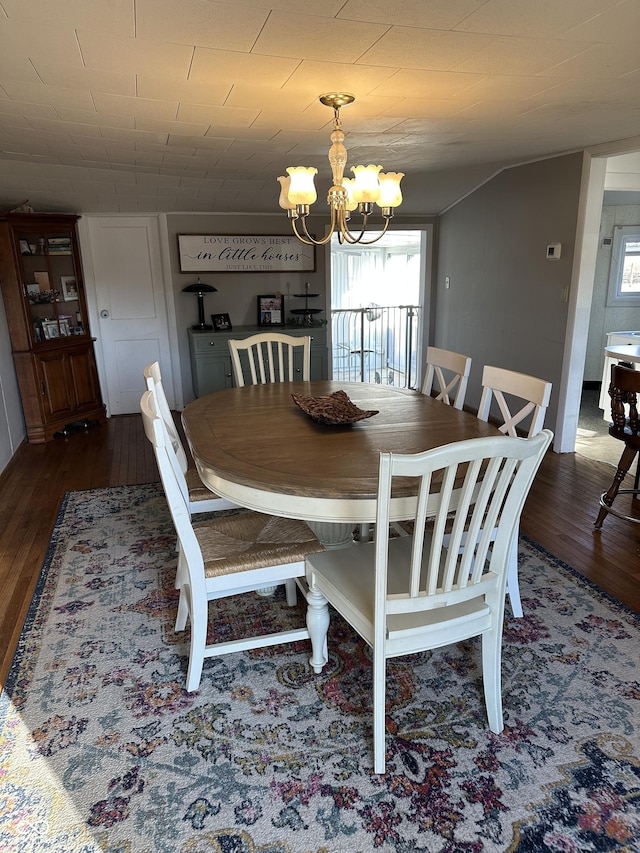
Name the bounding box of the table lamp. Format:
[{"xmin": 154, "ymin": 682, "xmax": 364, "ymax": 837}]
[{"xmin": 182, "ymin": 279, "xmax": 217, "ymax": 330}]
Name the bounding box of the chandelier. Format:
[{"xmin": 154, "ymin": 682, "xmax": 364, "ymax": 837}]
[{"xmin": 277, "ymin": 93, "xmax": 404, "ymax": 246}]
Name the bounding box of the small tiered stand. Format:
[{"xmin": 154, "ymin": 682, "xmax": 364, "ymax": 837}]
[{"xmin": 289, "ymin": 282, "xmax": 324, "ymax": 325}]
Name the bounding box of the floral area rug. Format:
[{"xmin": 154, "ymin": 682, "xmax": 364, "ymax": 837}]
[{"xmin": 2, "ymin": 484, "xmax": 640, "ymax": 853}]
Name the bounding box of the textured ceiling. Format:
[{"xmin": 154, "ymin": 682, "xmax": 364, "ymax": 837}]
[{"xmin": 0, "ymin": 0, "xmax": 639, "ymax": 217}]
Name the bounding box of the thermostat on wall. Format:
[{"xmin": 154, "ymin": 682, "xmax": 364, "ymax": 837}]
[{"xmin": 546, "ymin": 243, "xmax": 561, "ymax": 259}]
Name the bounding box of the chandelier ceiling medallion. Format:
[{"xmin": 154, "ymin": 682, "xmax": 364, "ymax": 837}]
[{"xmin": 277, "ymin": 93, "xmax": 404, "ymax": 247}]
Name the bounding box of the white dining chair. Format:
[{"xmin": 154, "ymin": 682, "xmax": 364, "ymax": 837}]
[
  {"xmin": 421, "ymin": 346, "xmax": 472, "ymax": 410},
  {"xmin": 470, "ymin": 365, "xmax": 553, "ymax": 618},
  {"xmin": 305, "ymin": 429, "xmax": 553, "ymax": 773},
  {"xmin": 229, "ymin": 332, "xmax": 311, "ymax": 386},
  {"xmin": 140, "ymin": 389, "xmax": 324, "ymax": 691},
  {"xmin": 143, "ymin": 361, "xmax": 236, "ymax": 516},
  {"xmin": 360, "ymin": 346, "xmax": 473, "ymax": 545},
  {"xmin": 477, "ymin": 365, "xmax": 552, "ymax": 439}
]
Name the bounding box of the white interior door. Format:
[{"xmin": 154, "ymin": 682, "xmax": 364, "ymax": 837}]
[{"xmin": 82, "ymin": 216, "xmax": 174, "ymax": 415}]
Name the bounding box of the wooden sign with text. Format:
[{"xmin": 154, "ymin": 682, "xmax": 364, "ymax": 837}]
[{"xmin": 177, "ymin": 234, "xmax": 315, "ymax": 273}]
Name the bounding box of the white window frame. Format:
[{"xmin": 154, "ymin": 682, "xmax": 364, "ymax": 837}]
[{"xmin": 607, "ymin": 225, "xmax": 640, "ymax": 306}]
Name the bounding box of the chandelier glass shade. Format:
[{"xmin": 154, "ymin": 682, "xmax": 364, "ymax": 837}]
[{"xmin": 277, "ymin": 94, "xmax": 404, "ymax": 246}]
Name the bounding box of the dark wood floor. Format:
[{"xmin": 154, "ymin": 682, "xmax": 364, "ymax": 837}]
[{"xmin": 1, "ymin": 414, "xmax": 639, "ymax": 687}]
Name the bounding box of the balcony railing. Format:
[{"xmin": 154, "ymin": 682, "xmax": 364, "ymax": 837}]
[{"xmin": 331, "ymin": 305, "xmax": 420, "ymax": 389}]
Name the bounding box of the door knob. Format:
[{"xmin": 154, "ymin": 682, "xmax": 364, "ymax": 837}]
[{"xmin": 100, "ymin": 309, "xmax": 110, "ymax": 319}]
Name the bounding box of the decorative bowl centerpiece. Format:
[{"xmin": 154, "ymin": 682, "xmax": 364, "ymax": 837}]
[{"xmin": 292, "ymin": 389, "xmax": 378, "ymax": 426}]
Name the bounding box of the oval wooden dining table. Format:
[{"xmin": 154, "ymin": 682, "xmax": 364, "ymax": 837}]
[{"xmin": 182, "ymin": 381, "xmax": 501, "ymax": 548}]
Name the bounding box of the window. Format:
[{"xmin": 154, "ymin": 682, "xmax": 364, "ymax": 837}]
[
  {"xmin": 330, "ymin": 231, "xmax": 422, "ymax": 310},
  {"xmin": 607, "ymin": 225, "xmax": 640, "ymax": 306}
]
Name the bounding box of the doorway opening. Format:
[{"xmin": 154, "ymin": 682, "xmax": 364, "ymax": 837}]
[
  {"xmin": 576, "ymin": 151, "xmax": 640, "ymax": 466},
  {"xmin": 329, "ymin": 230, "xmax": 425, "ymax": 388},
  {"xmin": 576, "ymin": 387, "xmax": 619, "ymax": 467}
]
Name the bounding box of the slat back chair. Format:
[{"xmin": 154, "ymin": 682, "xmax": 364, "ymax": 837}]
[
  {"xmin": 229, "ymin": 332, "xmax": 311, "ymax": 387},
  {"xmin": 421, "ymin": 346, "xmax": 472, "ymax": 410},
  {"xmin": 143, "ymin": 361, "xmax": 188, "ymax": 470},
  {"xmin": 361, "ymin": 346, "xmax": 472, "ymax": 546},
  {"xmin": 306, "ymin": 430, "xmax": 553, "ymax": 773},
  {"xmin": 471, "ymin": 365, "xmax": 552, "ymax": 617},
  {"xmin": 477, "ymin": 365, "xmax": 552, "ymax": 437},
  {"xmin": 361, "ymin": 345, "xmax": 473, "ymax": 546},
  {"xmin": 140, "ymin": 389, "xmax": 324, "ymax": 691},
  {"xmin": 143, "ymin": 361, "xmax": 235, "ymax": 516},
  {"xmin": 594, "ymin": 363, "xmax": 640, "ymax": 528}
]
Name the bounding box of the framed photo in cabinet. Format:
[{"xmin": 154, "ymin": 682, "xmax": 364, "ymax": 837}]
[
  {"xmin": 61, "ymin": 275, "xmax": 78, "ymax": 301},
  {"xmin": 42, "ymin": 320, "xmax": 59, "ymax": 340}
]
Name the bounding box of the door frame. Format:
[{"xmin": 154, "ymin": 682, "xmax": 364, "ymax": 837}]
[
  {"xmin": 557, "ymin": 134, "xmax": 640, "ymax": 453},
  {"xmin": 325, "ymin": 223, "xmax": 434, "ymax": 387}
]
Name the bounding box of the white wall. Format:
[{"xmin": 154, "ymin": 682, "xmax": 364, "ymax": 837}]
[{"xmin": 584, "ymin": 204, "xmax": 640, "ymax": 382}]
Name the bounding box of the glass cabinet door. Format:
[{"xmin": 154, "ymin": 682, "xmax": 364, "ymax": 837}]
[{"xmin": 17, "ymin": 226, "xmax": 86, "ymax": 346}]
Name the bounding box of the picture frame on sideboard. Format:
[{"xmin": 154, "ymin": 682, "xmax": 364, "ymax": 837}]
[
  {"xmin": 257, "ymin": 294, "xmax": 284, "ymax": 326},
  {"xmin": 211, "ymin": 312, "xmax": 232, "ymax": 331}
]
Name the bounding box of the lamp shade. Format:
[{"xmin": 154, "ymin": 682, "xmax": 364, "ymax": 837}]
[
  {"xmin": 182, "ymin": 279, "xmax": 217, "ymax": 294},
  {"xmin": 351, "ymin": 165, "xmax": 383, "ymax": 204},
  {"xmin": 377, "ymin": 172, "xmax": 404, "ymax": 208},
  {"xmin": 277, "ymin": 175, "xmax": 296, "ymax": 210},
  {"xmin": 341, "ymin": 178, "xmax": 359, "ymax": 212},
  {"xmin": 286, "ymin": 167, "xmax": 318, "ymax": 206}
]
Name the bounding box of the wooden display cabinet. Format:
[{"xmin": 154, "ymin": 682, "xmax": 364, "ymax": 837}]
[{"xmin": 0, "ymin": 213, "xmax": 106, "ymax": 442}]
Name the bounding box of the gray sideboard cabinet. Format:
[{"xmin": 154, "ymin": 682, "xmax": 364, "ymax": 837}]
[{"xmin": 187, "ymin": 325, "xmax": 328, "ymax": 397}]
